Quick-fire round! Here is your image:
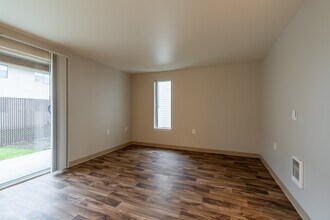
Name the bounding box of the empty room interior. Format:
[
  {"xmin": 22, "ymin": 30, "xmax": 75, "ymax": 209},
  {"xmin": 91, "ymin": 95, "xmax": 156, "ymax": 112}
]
[{"xmin": 0, "ymin": 0, "xmax": 329, "ymax": 219}]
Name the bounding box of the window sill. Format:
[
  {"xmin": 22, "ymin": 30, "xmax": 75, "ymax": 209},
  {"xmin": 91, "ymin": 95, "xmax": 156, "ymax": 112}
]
[{"xmin": 154, "ymin": 128, "xmax": 172, "ymax": 131}]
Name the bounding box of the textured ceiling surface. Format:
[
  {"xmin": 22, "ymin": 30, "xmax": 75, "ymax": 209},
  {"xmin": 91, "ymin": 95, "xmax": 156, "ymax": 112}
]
[{"xmin": 0, "ymin": 0, "xmax": 304, "ymax": 72}]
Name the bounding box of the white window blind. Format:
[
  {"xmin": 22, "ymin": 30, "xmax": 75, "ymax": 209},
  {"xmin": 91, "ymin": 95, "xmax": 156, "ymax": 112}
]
[
  {"xmin": 0, "ymin": 36, "xmax": 51, "ymax": 72},
  {"xmin": 154, "ymin": 81, "xmax": 171, "ymax": 129},
  {"xmin": 0, "ymin": 36, "xmax": 50, "ymax": 62}
]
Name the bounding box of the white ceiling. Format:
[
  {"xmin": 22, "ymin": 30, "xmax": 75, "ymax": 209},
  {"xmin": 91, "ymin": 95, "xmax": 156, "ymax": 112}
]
[{"xmin": 0, "ymin": 0, "xmax": 304, "ymax": 73}]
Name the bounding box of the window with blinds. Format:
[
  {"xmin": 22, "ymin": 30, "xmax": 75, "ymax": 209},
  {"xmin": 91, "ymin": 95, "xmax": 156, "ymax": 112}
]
[{"xmin": 154, "ymin": 80, "xmax": 171, "ymax": 129}]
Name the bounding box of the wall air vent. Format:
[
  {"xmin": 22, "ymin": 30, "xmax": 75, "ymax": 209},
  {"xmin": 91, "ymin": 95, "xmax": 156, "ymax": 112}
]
[{"xmin": 292, "ymin": 156, "xmax": 304, "ymax": 189}]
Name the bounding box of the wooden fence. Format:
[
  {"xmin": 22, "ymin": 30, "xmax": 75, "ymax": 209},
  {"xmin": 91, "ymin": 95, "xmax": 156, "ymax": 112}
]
[{"xmin": 0, "ymin": 97, "xmax": 51, "ymax": 146}]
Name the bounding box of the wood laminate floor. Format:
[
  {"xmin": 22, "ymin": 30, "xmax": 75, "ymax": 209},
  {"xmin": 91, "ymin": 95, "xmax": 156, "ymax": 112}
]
[{"xmin": 0, "ymin": 145, "xmax": 301, "ymax": 220}]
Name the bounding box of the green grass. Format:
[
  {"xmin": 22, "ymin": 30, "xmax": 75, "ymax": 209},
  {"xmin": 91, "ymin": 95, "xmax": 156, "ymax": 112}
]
[{"xmin": 0, "ymin": 148, "xmax": 35, "ymax": 161}]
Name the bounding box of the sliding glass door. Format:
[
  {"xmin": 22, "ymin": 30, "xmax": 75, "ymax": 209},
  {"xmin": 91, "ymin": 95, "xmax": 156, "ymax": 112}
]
[{"xmin": 0, "ymin": 39, "xmax": 53, "ymax": 187}]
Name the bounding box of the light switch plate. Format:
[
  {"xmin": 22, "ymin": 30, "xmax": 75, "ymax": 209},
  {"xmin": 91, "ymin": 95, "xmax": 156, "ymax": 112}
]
[{"xmin": 292, "ymin": 110, "xmax": 298, "ymax": 121}]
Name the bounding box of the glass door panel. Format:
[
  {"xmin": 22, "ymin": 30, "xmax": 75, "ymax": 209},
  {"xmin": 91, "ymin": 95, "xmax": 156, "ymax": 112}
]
[{"xmin": 0, "ymin": 61, "xmax": 52, "ymax": 187}]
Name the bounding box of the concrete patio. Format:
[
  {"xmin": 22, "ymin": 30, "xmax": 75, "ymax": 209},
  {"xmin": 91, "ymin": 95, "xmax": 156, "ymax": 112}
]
[{"xmin": 0, "ymin": 149, "xmax": 51, "ymax": 185}]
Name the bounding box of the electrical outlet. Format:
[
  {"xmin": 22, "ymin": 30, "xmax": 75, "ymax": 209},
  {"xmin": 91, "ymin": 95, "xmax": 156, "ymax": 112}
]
[
  {"xmin": 273, "ymin": 142, "xmax": 277, "ymax": 151},
  {"xmin": 107, "ymin": 129, "xmax": 110, "ymax": 135},
  {"xmin": 125, "ymin": 127, "xmax": 128, "ymax": 132},
  {"xmin": 192, "ymin": 129, "xmax": 196, "ymax": 135}
]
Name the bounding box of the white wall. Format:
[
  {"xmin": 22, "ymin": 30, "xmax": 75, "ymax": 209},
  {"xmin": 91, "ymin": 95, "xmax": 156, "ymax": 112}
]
[
  {"xmin": 68, "ymin": 55, "xmax": 131, "ymax": 162},
  {"xmin": 261, "ymin": 0, "xmax": 330, "ymax": 219},
  {"xmin": 132, "ymin": 63, "xmax": 261, "ymax": 154}
]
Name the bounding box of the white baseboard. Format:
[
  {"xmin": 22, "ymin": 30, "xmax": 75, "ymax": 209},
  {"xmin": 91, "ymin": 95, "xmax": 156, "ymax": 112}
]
[
  {"xmin": 68, "ymin": 142, "xmax": 131, "ymax": 167},
  {"xmin": 131, "ymin": 141, "xmax": 260, "ymax": 158},
  {"xmin": 259, "ymin": 156, "xmax": 310, "ymax": 220}
]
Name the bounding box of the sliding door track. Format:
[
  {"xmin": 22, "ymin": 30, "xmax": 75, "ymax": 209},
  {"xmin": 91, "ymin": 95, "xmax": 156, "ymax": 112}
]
[{"xmin": 0, "ymin": 168, "xmax": 50, "ymax": 190}]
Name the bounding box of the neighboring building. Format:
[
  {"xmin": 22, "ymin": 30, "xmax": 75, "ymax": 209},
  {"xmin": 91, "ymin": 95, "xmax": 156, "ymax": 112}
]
[{"xmin": 0, "ymin": 63, "xmax": 50, "ymax": 100}]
